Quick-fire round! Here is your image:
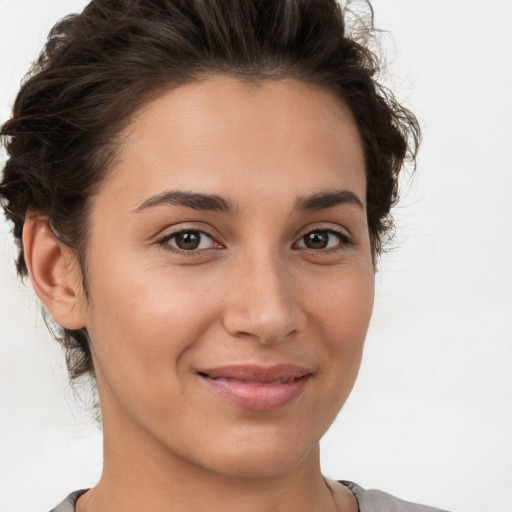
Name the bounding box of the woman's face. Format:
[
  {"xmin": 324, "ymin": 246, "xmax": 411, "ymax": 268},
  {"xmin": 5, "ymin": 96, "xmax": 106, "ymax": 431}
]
[{"xmin": 79, "ymin": 77, "xmax": 374, "ymax": 478}]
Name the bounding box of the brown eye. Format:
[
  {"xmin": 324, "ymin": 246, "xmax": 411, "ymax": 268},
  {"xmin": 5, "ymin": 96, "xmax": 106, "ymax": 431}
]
[
  {"xmin": 303, "ymin": 231, "xmax": 330, "ymax": 249},
  {"xmin": 162, "ymin": 230, "xmax": 217, "ymax": 252},
  {"xmin": 295, "ymin": 229, "xmax": 351, "ymax": 251},
  {"xmin": 175, "ymin": 231, "xmax": 201, "ymax": 250}
]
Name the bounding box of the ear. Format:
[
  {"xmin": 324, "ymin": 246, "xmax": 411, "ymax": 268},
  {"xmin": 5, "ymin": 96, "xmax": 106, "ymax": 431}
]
[{"xmin": 23, "ymin": 213, "xmax": 86, "ymax": 330}]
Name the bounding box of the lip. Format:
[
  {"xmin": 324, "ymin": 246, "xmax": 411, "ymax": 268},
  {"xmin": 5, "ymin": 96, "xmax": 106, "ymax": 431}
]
[{"xmin": 197, "ymin": 364, "xmax": 312, "ymax": 411}]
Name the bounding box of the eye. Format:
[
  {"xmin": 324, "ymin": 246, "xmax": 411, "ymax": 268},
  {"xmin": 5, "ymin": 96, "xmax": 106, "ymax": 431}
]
[
  {"xmin": 294, "ymin": 229, "xmax": 351, "ymax": 251},
  {"xmin": 159, "ymin": 229, "xmax": 219, "ymax": 253}
]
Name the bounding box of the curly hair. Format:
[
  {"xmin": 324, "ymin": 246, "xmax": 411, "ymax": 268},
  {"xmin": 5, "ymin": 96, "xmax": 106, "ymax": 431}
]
[{"xmin": 0, "ymin": 0, "xmax": 420, "ymax": 385}]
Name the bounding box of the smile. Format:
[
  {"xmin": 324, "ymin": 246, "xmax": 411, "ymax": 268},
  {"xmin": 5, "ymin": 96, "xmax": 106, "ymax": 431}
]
[{"xmin": 197, "ymin": 364, "xmax": 312, "ymax": 411}]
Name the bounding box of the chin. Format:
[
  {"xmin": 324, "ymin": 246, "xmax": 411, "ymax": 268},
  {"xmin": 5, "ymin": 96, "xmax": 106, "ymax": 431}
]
[{"xmin": 188, "ymin": 426, "xmax": 320, "ymax": 480}]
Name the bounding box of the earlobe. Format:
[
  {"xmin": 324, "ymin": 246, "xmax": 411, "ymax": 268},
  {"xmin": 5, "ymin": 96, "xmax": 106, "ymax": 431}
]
[{"xmin": 23, "ymin": 214, "xmax": 86, "ymax": 330}]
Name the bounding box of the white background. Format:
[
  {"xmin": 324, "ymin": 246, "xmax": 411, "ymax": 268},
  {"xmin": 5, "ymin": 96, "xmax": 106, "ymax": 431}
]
[{"xmin": 1, "ymin": 1, "xmax": 511, "ymax": 511}]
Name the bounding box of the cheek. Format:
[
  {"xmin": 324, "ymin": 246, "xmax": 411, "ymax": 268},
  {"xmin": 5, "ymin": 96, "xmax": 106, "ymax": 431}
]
[
  {"xmin": 292, "ymin": 266, "xmax": 374, "ymax": 437},
  {"xmin": 83, "ymin": 258, "xmax": 224, "ymax": 395},
  {"xmin": 312, "ymin": 263, "xmax": 374, "ymax": 336},
  {"xmin": 311, "ymin": 266, "xmax": 374, "ymax": 380}
]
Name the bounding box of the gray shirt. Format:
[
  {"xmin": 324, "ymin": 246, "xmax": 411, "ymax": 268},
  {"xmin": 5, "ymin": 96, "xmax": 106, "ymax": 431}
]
[
  {"xmin": 342, "ymin": 481, "xmax": 449, "ymax": 512},
  {"xmin": 49, "ymin": 482, "xmax": 450, "ymax": 511}
]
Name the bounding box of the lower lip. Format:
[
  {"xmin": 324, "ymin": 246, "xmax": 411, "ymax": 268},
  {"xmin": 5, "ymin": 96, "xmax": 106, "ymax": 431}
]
[{"xmin": 200, "ymin": 375, "xmax": 311, "ymax": 411}]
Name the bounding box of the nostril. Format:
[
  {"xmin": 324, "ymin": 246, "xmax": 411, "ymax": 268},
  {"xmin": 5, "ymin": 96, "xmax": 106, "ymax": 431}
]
[{"xmin": 221, "ymin": 270, "xmax": 306, "ymax": 344}]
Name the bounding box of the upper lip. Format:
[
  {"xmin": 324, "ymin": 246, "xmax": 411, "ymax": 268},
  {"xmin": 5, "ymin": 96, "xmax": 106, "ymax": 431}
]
[{"xmin": 197, "ymin": 364, "xmax": 312, "ymax": 382}]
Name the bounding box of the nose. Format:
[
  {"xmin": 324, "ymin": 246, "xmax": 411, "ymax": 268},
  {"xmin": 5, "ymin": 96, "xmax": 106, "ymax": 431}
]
[{"xmin": 222, "ymin": 251, "xmax": 306, "ymax": 345}]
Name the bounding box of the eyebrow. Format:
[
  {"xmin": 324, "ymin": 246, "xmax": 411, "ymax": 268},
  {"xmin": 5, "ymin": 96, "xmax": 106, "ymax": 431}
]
[
  {"xmin": 134, "ymin": 190, "xmax": 237, "ymax": 214},
  {"xmin": 295, "ymin": 189, "xmax": 364, "ymax": 211},
  {"xmin": 134, "ymin": 188, "xmax": 363, "ymax": 214}
]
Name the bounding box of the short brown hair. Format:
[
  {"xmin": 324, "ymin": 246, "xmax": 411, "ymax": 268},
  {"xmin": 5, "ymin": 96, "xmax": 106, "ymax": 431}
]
[{"xmin": 0, "ymin": 0, "xmax": 420, "ymax": 384}]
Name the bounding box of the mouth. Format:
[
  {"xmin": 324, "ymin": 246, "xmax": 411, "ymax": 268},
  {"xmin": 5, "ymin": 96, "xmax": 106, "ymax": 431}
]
[{"xmin": 197, "ymin": 364, "xmax": 312, "ymax": 411}]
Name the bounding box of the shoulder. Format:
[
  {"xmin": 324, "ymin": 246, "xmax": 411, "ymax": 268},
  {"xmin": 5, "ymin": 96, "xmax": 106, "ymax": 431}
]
[
  {"xmin": 49, "ymin": 490, "xmax": 88, "ymax": 512},
  {"xmin": 339, "ymin": 481, "xmax": 451, "ymax": 512}
]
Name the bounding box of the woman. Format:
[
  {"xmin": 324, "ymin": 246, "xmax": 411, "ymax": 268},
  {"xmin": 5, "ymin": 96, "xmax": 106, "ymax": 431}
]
[{"xmin": 0, "ymin": 0, "xmax": 449, "ymax": 510}]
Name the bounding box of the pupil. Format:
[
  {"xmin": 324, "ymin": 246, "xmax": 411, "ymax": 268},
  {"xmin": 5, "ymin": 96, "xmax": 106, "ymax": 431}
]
[
  {"xmin": 305, "ymin": 231, "xmax": 328, "ymax": 249},
  {"xmin": 176, "ymin": 232, "xmax": 201, "ymax": 250}
]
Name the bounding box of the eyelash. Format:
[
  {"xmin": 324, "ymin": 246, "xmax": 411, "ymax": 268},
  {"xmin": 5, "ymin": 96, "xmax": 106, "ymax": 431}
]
[
  {"xmin": 156, "ymin": 227, "xmax": 353, "ymax": 256},
  {"xmin": 156, "ymin": 229, "xmax": 221, "ymax": 256},
  {"xmin": 294, "ymin": 227, "xmax": 353, "ymax": 253}
]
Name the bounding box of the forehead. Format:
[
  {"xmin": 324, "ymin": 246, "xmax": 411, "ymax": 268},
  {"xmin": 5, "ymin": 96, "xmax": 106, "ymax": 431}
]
[{"xmin": 101, "ymin": 76, "xmax": 366, "ymax": 209}]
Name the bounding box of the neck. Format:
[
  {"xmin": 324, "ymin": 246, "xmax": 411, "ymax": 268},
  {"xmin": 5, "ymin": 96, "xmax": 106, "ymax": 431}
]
[
  {"xmin": 85, "ymin": 446, "xmax": 336, "ymax": 512},
  {"xmin": 77, "ymin": 382, "xmax": 356, "ymax": 512},
  {"xmin": 78, "ymin": 428, "xmax": 349, "ymax": 512}
]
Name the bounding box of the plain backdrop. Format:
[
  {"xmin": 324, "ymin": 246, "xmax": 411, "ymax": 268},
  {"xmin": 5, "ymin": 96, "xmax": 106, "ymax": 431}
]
[{"xmin": 1, "ymin": 1, "xmax": 511, "ymax": 511}]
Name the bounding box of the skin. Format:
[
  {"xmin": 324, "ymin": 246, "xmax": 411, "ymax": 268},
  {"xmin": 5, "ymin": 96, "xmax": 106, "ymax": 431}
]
[{"xmin": 24, "ymin": 77, "xmax": 374, "ymax": 512}]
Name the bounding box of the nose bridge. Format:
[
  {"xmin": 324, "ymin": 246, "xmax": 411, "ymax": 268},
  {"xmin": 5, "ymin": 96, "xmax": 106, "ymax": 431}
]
[{"xmin": 222, "ymin": 244, "xmax": 304, "ymax": 344}]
